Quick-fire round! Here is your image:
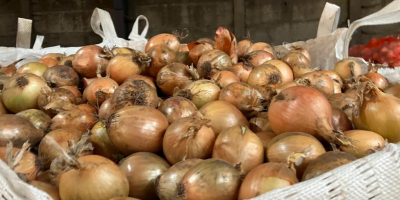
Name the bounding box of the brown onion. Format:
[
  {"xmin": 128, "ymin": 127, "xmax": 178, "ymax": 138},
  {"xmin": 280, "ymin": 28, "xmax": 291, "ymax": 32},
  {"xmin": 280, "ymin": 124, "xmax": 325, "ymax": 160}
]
[
  {"xmin": 320, "ymin": 70, "xmax": 343, "ymax": 93},
  {"xmin": 0, "ymin": 59, "xmax": 20, "ymax": 77},
  {"xmin": 119, "ymin": 152, "xmax": 170, "ymax": 200},
  {"xmin": 177, "ymin": 158, "xmax": 241, "ymax": 200},
  {"xmin": 39, "ymin": 58, "xmax": 59, "ymax": 68},
  {"xmin": 163, "ymin": 113, "xmax": 215, "ymax": 164},
  {"xmin": 0, "ymin": 114, "xmax": 43, "ymax": 147},
  {"xmin": 124, "ymin": 75, "xmax": 157, "ymax": 90},
  {"xmin": 238, "ymin": 162, "xmax": 298, "ymax": 199},
  {"xmin": 180, "ymin": 44, "xmax": 189, "ymax": 52},
  {"xmin": 331, "ymin": 105, "xmax": 353, "ymax": 132},
  {"xmin": 83, "ymin": 73, "xmax": 118, "ymax": 106},
  {"xmin": 269, "ymin": 86, "xmax": 352, "ymax": 147},
  {"xmin": 60, "ymin": 86, "xmax": 83, "ymax": 104},
  {"xmin": 98, "ymin": 98, "xmax": 112, "ymax": 121},
  {"xmin": 110, "ymin": 47, "xmax": 135, "ymax": 56},
  {"xmin": 248, "ymin": 64, "xmax": 283, "ymax": 88},
  {"xmin": 42, "ymin": 65, "xmax": 80, "ymax": 87},
  {"xmin": 17, "ymin": 62, "xmax": 48, "ymax": 77},
  {"xmin": 237, "ymin": 39, "xmax": 253, "ymax": 58},
  {"xmin": 328, "ymin": 92, "xmax": 357, "ymax": 120},
  {"xmin": 255, "ymin": 131, "xmax": 276, "ymax": 152},
  {"xmin": 197, "ymin": 50, "xmax": 232, "ymax": 78},
  {"xmin": 158, "ymin": 96, "xmax": 198, "ymax": 124},
  {"xmin": 282, "ymin": 52, "xmax": 312, "ymax": 78},
  {"xmin": 210, "ymin": 70, "xmax": 240, "ymax": 88},
  {"xmin": 77, "ymin": 104, "xmax": 97, "ymax": 115},
  {"xmin": 199, "ymin": 101, "xmax": 249, "ymax": 136},
  {"xmin": 72, "ymin": 45, "xmax": 109, "ymax": 78},
  {"xmin": 30, "ymin": 181, "xmax": 61, "ymax": 200},
  {"xmin": 38, "ymin": 87, "xmax": 77, "ymax": 117},
  {"xmin": 300, "ymin": 71, "xmax": 335, "ymax": 96},
  {"xmin": 107, "ymin": 106, "xmax": 168, "ymax": 155},
  {"xmin": 41, "ymin": 53, "xmax": 64, "ymax": 62},
  {"xmin": 364, "ymin": 71, "xmax": 388, "ymax": 90},
  {"xmin": 340, "ymin": 130, "xmax": 385, "ymax": 158},
  {"xmin": 16, "ymin": 109, "xmax": 51, "ymax": 132},
  {"xmin": 188, "ymin": 42, "xmax": 213, "ymax": 65},
  {"xmin": 174, "ymin": 80, "xmax": 220, "ymax": 109},
  {"xmin": 249, "ymin": 112, "xmax": 272, "ymax": 132},
  {"xmin": 246, "ymin": 42, "xmax": 274, "ymax": 56},
  {"xmin": 333, "ymin": 58, "xmax": 362, "ymax": 82},
  {"xmin": 147, "ymin": 45, "xmax": 176, "ymax": 77},
  {"xmin": 90, "ymin": 121, "xmax": 120, "ymax": 161},
  {"xmin": 231, "ymin": 62, "xmax": 252, "ymax": 83},
  {"xmin": 156, "ymin": 159, "xmax": 203, "ymax": 200},
  {"xmin": 176, "ymin": 51, "xmax": 193, "ymax": 65},
  {"xmin": 156, "ymin": 63, "xmax": 198, "ymax": 96},
  {"xmin": 289, "ymin": 46, "xmax": 311, "ymax": 62},
  {"xmin": 263, "ymin": 60, "xmax": 294, "ymax": 84},
  {"xmin": 302, "ymin": 151, "xmax": 357, "ymax": 181},
  {"xmin": 243, "ymin": 50, "xmax": 274, "ymax": 67},
  {"xmin": 145, "ymin": 33, "xmax": 180, "ymax": 53},
  {"xmin": 82, "ymin": 77, "xmax": 97, "ymax": 89},
  {"xmin": 59, "ymin": 54, "xmax": 74, "ymax": 68},
  {"xmin": 107, "ymin": 54, "xmax": 150, "ymax": 84},
  {"xmin": 50, "ymin": 107, "xmax": 97, "ymax": 132}
]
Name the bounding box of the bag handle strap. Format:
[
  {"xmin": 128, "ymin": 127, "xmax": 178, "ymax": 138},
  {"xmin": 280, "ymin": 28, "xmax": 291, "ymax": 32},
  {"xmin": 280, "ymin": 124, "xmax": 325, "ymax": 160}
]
[
  {"xmin": 91, "ymin": 8, "xmax": 118, "ymax": 41},
  {"xmin": 16, "ymin": 18, "xmax": 32, "ymax": 48},
  {"xmin": 316, "ymin": 3, "xmax": 341, "ymax": 38},
  {"xmin": 32, "ymin": 35, "xmax": 44, "ymax": 50},
  {"xmin": 128, "ymin": 15, "xmax": 149, "ymax": 40}
]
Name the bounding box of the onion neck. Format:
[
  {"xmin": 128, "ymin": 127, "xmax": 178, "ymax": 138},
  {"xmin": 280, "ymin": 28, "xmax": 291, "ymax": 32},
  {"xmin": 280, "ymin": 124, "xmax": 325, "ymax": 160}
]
[{"xmin": 316, "ymin": 117, "xmax": 352, "ymax": 148}]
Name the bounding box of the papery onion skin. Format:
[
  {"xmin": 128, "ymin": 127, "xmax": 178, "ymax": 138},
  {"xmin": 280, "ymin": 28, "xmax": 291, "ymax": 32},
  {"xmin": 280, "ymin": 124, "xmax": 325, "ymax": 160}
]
[
  {"xmin": 158, "ymin": 96, "xmax": 198, "ymax": 124},
  {"xmin": 333, "ymin": 58, "xmax": 362, "ymax": 82},
  {"xmin": 124, "ymin": 75, "xmax": 157, "ymax": 90},
  {"xmin": 59, "ymin": 155, "xmax": 129, "ymax": 200},
  {"xmin": 30, "ymin": 180, "xmax": 61, "ymax": 200},
  {"xmin": 263, "ymin": 60, "xmax": 294, "ymax": 84},
  {"xmin": 98, "ymin": 98, "xmax": 113, "ymax": 121},
  {"xmin": 302, "ymin": 151, "xmax": 357, "ymax": 181},
  {"xmin": 38, "ymin": 87, "xmax": 77, "ymax": 117},
  {"xmin": 119, "ymin": 152, "xmax": 170, "ymax": 200},
  {"xmin": 197, "ymin": 49, "xmax": 232, "ymax": 78},
  {"xmin": 249, "ymin": 112, "xmax": 272, "ymax": 133},
  {"xmin": 282, "ymin": 52, "xmax": 312, "ymax": 78},
  {"xmin": 188, "ymin": 42, "xmax": 213, "ymax": 65},
  {"xmin": 59, "ymin": 54, "xmax": 74, "ymax": 68},
  {"xmin": 231, "ymin": 62, "xmax": 252, "ymax": 83},
  {"xmin": 199, "ymin": 100, "xmax": 249, "ymax": 136},
  {"xmin": 17, "ymin": 62, "xmax": 48, "ymax": 77},
  {"xmin": 147, "ymin": 45, "xmax": 176, "ymax": 77},
  {"xmin": 145, "ymin": 34, "xmax": 181, "ymax": 53},
  {"xmin": 175, "ymin": 80, "xmax": 220, "ymax": 109},
  {"xmin": 238, "ymin": 162, "xmax": 298, "ymax": 200},
  {"xmin": 156, "ymin": 63, "xmax": 195, "ymax": 96},
  {"xmin": 72, "ymin": 45, "xmax": 109, "ymax": 78},
  {"xmin": 328, "ymin": 91, "xmax": 357, "ymax": 121},
  {"xmin": 0, "ymin": 114, "xmax": 44, "ymax": 147},
  {"xmin": 16, "ymin": 109, "xmax": 51, "ymax": 132},
  {"xmin": 210, "ymin": 70, "xmax": 240, "ymax": 88},
  {"xmin": 243, "ymin": 50, "xmax": 274, "ymax": 67},
  {"xmin": 246, "ymin": 42, "xmax": 274, "ymax": 56},
  {"xmin": 42, "ymin": 65, "xmax": 80, "ymax": 87},
  {"xmin": 177, "ymin": 158, "xmax": 241, "ymax": 200},
  {"xmin": 156, "ymin": 159, "xmax": 203, "ymax": 200},
  {"xmin": 106, "ymin": 106, "xmax": 168, "ymax": 155},
  {"xmin": 107, "ymin": 55, "xmax": 142, "ymax": 84},
  {"xmin": 50, "ymin": 108, "xmax": 97, "ymax": 132},
  {"xmin": 0, "ymin": 146, "xmax": 40, "ymax": 180},
  {"xmin": 340, "ymin": 130, "xmax": 385, "ymax": 158},
  {"xmin": 248, "ymin": 64, "xmax": 283, "ymax": 88},
  {"xmin": 39, "ymin": 58, "xmax": 59, "ymax": 68},
  {"xmin": 90, "ymin": 121, "xmax": 121, "ymax": 161},
  {"xmin": 364, "ymin": 71, "xmax": 388, "ymax": 90}
]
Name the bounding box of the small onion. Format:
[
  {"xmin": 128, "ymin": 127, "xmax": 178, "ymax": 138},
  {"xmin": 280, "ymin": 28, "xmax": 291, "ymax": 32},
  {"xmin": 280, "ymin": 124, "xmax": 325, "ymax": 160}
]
[
  {"xmin": 331, "ymin": 105, "xmax": 353, "ymax": 132},
  {"xmin": 210, "ymin": 70, "xmax": 240, "ymax": 88},
  {"xmin": 282, "ymin": 52, "xmax": 312, "ymax": 78},
  {"xmin": 174, "ymin": 80, "xmax": 220, "ymax": 109},
  {"xmin": 119, "ymin": 152, "xmax": 170, "ymax": 200},
  {"xmin": 98, "ymin": 98, "xmax": 112, "ymax": 121},
  {"xmin": 289, "ymin": 46, "xmax": 311, "ymax": 62},
  {"xmin": 238, "ymin": 162, "xmax": 298, "ymax": 199},
  {"xmin": 39, "ymin": 58, "xmax": 59, "ymax": 68},
  {"xmin": 90, "ymin": 121, "xmax": 121, "ymax": 161},
  {"xmin": 0, "ymin": 144, "xmax": 40, "ymax": 180},
  {"xmin": 364, "ymin": 71, "xmax": 388, "ymax": 90},
  {"xmin": 107, "ymin": 55, "xmax": 147, "ymax": 84},
  {"xmin": 246, "ymin": 42, "xmax": 274, "ymax": 56},
  {"xmin": 197, "ymin": 50, "xmax": 232, "ymax": 78},
  {"xmin": 17, "ymin": 62, "xmax": 48, "ymax": 77},
  {"xmin": 247, "ymin": 64, "xmax": 283, "ymax": 88},
  {"xmin": 72, "ymin": 45, "xmax": 109, "ymax": 78},
  {"xmin": 263, "ymin": 60, "xmax": 294, "ymax": 84},
  {"xmin": 155, "ymin": 159, "xmax": 203, "ymax": 200},
  {"xmin": 38, "ymin": 87, "xmax": 77, "ymax": 117},
  {"xmin": 156, "ymin": 62, "xmax": 197, "ymax": 96},
  {"xmin": 50, "ymin": 107, "xmax": 97, "ymax": 132},
  {"xmin": 231, "ymin": 62, "xmax": 252, "ymax": 83},
  {"xmin": 188, "ymin": 42, "xmax": 213, "ymax": 65},
  {"xmin": 42, "ymin": 65, "xmax": 80, "ymax": 87},
  {"xmin": 83, "ymin": 74, "xmax": 118, "ymax": 106},
  {"xmin": 59, "ymin": 54, "xmax": 74, "ymax": 68},
  {"xmin": 237, "ymin": 39, "xmax": 252, "ymax": 58},
  {"xmin": 199, "ymin": 101, "xmax": 249, "ymax": 136},
  {"xmin": 30, "ymin": 181, "xmax": 61, "ymax": 200},
  {"xmin": 300, "ymin": 71, "xmax": 335, "ymax": 96},
  {"xmin": 163, "ymin": 113, "xmax": 215, "ymax": 164},
  {"xmin": 106, "ymin": 106, "xmax": 168, "ymax": 155},
  {"xmin": 124, "ymin": 75, "xmax": 157, "ymax": 90},
  {"xmin": 333, "ymin": 58, "xmax": 362, "ymax": 82},
  {"xmin": 0, "ymin": 114, "xmax": 43, "ymax": 147},
  {"xmin": 249, "ymin": 112, "xmax": 272, "ymax": 133},
  {"xmin": 147, "ymin": 45, "xmax": 176, "ymax": 77},
  {"xmin": 145, "ymin": 33, "xmax": 180, "ymax": 53},
  {"xmin": 340, "ymin": 130, "xmax": 385, "ymax": 158},
  {"xmin": 302, "ymin": 151, "xmax": 357, "ymax": 181},
  {"xmin": 243, "ymin": 50, "xmax": 274, "ymax": 67},
  {"xmin": 158, "ymin": 96, "xmax": 198, "ymax": 124},
  {"xmin": 177, "ymin": 158, "xmax": 241, "ymax": 200},
  {"xmin": 16, "ymin": 109, "xmax": 51, "ymax": 132}
]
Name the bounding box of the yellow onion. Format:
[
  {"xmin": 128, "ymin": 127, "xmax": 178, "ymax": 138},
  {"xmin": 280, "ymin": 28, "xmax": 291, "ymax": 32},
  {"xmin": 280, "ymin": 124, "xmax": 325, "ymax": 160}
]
[
  {"xmin": 331, "ymin": 105, "xmax": 353, "ymax": 132},
  {"xmin": 41, "ymin": 53, "xmax": 65, "ymax": 62},
  {"xmin": 38, "ymin": 87, "xmax": 77, "ymax": 117},
  {"xmin": 231, "ymin": 62, "xmax": 252, "ymax": 83},
  {"xmin": 237, "ymin": 39, "xmax": 252, "ymax": 58},
  {"xmin": 17, "ymin": 62, "xmax": 48, "ymax": 77},
  {"xmin": 328, "ymin": 91, "xmax": 358, "ymax": 120},
  {"xmin": 289, "ymin": 46, "xmax": 311, "ymax": 62},
  {"xmin": 188, "ymin": 41, "xmax": 213, "ymax": 65},
  {"xmin": 385, "ymin": 84, "xmax": 400, "ymax": 98},
  {"xmin": 83, "ymin": 73, "xmax": 118, "ymax": 106},
  {"xmin": 197, "ymin": 50, "xmax": 232, "ymax": 78},
  {"xmin": 210, "ymin": 70, "xmax": 240, "ymax": 88},
  {"xmin": 59, "ymin": 54, "xmax": 74, "ymax": 68},
  {"xmin": 197, "ymin": 38, "xmax": 215, "ymax": 46},
  {"xmin": 300, "ymin": 71, "xmax": 335, "ymax": 96},
  {"xmin": 30, "ymin": 180, "xmax": 61, "ymax": 200},
  {"xmin": 98, "ymin": 98, "xmax": 112, "ymax": 121},
  {"xmin": 39, "ymin": 58, "xmax": 59, "ymax": 68},
  {"xmin": 246, "ymin": 42, "xmax": 274, "ymax": 56},
  {"xmin": 16, "ymin": 109, "xmax": 51, "ymax": 132},
  {"xmin": 0, "ymin": 95, "xmax": 8, "ymax": 114},
  {"xmin": 156, "ymin": 63, "xmax": 198, "ymax": 96},
  {"xmin": 263, "ymin": 60, "xmax": 294, "ymax": 84},
  {"xmin": 145, "ymin": 33, "xmax": 180, "ymax": 53},
  {"xmin": 72, "ymin": 45, "xmax": 109, "ymax": 78},
  {"xmin": 158, "ymin": 96, "xmax": 198, "ymax": 124},
  {"xmin": 42, "ymin": 65, "xmax": 80, "ymax": 87},
  {"xmin": 90, "ymin": 121, "xmax": 121, "ymax": 161},
  {"xmin": 282, "ymin": 52, "xmax": 312, "ymax": 78},
  {"xmin": 0, "ymin": 114, "xmax": 43, "ymax": 147},
  {"xmin": 60, "ymin": 86, "xmax": 83, "ymax": 104},
  {"xmin": 147, "ymin": 45, "xmax": 176, "ymax": 77},
  {"xmin": 255, "ymin": 131, "xmax": 276, "ymax": 154},
  {"xmin": 107, "ymin": 55, "xmax": 145, "ymax": 84},
  {"xmin": 249, "ymin": 112, "xmax": 272, "ymax": 133},
  {"xmin": 364, "ymin": 71, "xmax": 388, "ymax": 90},
  {"xmin": 340, "ymin": 130, "xmax": 385, "ymax": 158},
  {"xmin": 333, "ymin": 58, "xmax": 362, "ymax": 82},
  {"xmin": 50, "ymin": 106, "xmax": 97, "ymax": 132},
  {"xmin": 320, "ymin": 70, "xmax": 343, "ymax": 93},
  {"xmin": 124, "ymin": 75, "xmax": 157, "ymax": 90},
  {"xmin": 248, "ymin": 64, "xmax": 283, "ymax": 88},
  {"xmin": 243, "ymin": 50, "xmax": 274, "ymax": 67},
  {"xmin": 174, "ymin": 80, "xmax": 220, "ymax": 109},
  {"xmin": 176, "ymin": 51, "xmax": 193, "ymax": 65}
]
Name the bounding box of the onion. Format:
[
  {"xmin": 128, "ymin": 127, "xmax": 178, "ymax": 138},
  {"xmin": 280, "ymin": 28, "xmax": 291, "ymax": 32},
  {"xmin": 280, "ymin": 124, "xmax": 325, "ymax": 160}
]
[
  {"xmin": 302, "ymin": 151, "xmax": 357, "ymax": 181},
  {"xmin": 385, "ymin": 84, "xmax": 400, "ymax": 98},
  {"xmin": 218, "ymin": 82, "xmax": 264, "ymax": 118},
  {"xmin": 174, "ymin": 80, "xmax": 220, "ymax": 109},
  {"xmin": 16, "ymin": 109, "xmax": 51, "ymax": 132},
  {"xmin": 30, "ymin": 181, "xmax": 61, "ymax": 200},
  {"xmin": 197, "ymin": 38, "xmax": 215, "ymax": 47},
  {"xmin": 210, "ymin": 70, "xmax": 240, "ymax": 88},
  {"xmin": 246, "ymin": 42, "xmax": 274, "ymax": 56},
  {"xmin": 110, "ymin": 80, "xmax": 159, "ymax": 112},
  {"xmin": 77, "ymin": 104, "xmax": 97, "ymax": 115},
  {"xmin": 177, "ymin": 158, "xmax": 241, "ymax": 200},
  {"xmin": 199, "ymin": 101, "xmax": 249, "ymax": 136},
  {"xmin": 42, "ymin": 65, "xmax": 80, "ymax": 87},
  {"xmin": 50, "ymin": 107, "xmax": 97, "ymax": 132},
  {"xmin": 247, "ymin": 64, "xmax": 283, "ymax": 88},
  {"xmin": 0, "ymin": 142, "xmax": 40, "ymax": 180},
  {"xmin": 353, "ymin": 81, "xmax": 400, "ymax": 142},
  {"xmin": 145, "ymin": 33, "xmax": 181, "ymax": 53},
  {"xmin": 147, "ymin": 45, "xmax": 177, "ymax": 77},
  {"xmin": 158, "ymin": 96, "xmax": 198, "ymax": 124},
  {"xmin": 238, "ymin": 162, "xmax": 298, "ymax": 199},
  {"xmin": 282, "ymin": 52, "xmax": 312, "ymax": 78},
  {"xmin": 331, "ymin": 105, "xmax": 353, "ymax": 132},
  {"xmin": 0, "ymin": 59, "xmax": 21, "ymax": 77},
  {"xmin": 60, "ymin": 86, "xmax": 84, "ymax": 104},
  {"xmin": 176, "ymin": 51, "xmax": 193, "ymax": 65},
  {"xmin": 0, "ymin": 95, "xmax": 8, "ymax": 114},
  {"xmin": 231, "ymin": 62, "xmax": 252, "ymax": 83},
  {"xmin": 364, "ymin": 71, "xmax": 388, "ymax": 90},
  {"xmin": 90, "ymin": 121, "xmax": 120, "ymax": 161},
  {"xmin": 110, "ymin": 47, "xmax": 135, "ymax": 56},
  {"xmin": 212, "ymin": 125, "xmax": 264, "ymax": 176},
  {"xmin": 341, "ymin": 130, "xmax": 385, "ymax": 158},
  {"xmin": 59, "ymin": 155, "xmax": 129, "ymax": 200},
  {"xmin": 17, "ymin": 62, "xmax": 48, "ymax": 77},
  {"xmin": 237, "ymin": 39, "xmax": 252, "ymax": 58},
  {"xmin": 300, "ymin": 71, "xmax": 335, "ymax": 96},
  {"xmin": 268, "ymin": 86, "xmax": 352, "ymax": 147},
  {"xmin": 333, "ymin": 58, "xmax": 362, "ymax": 82},
  {"xmin": 180, "ymin": 44, "xmax": 189, "ymax": 52},
  {"xmin": 42, "ymin": 53, "xmax": 65, "ymax": 62},
  {"xmin": 197, "ymin": 50, "xmax": 232, "ymax": 78},
  {"xmin": 38, "ymin": 87, "xmax": 77, "ymax": 117},
  {"xmin": 263, "ymin": 60, "xmax": 294, "ymax": 84},
  {"xmin": 83, "ymin": 77, "xmax": 97, "ymax": 89},
  {"xmin": 83, "ymin": 72, "xmax": 118, "ymax": 106},
  {"xmin": 289, "ymin": 46, "xmax": 311, "ymax": 62},
  {"xmin": 72, "ymin": 45, "xmax": 109, "ymax": 78},
  {"xmin": 2, "ymin": 73, "xmax": 47, "ymax": 113},
  {"xmin": 255, "ymin": 131, "xmax": 276, "ymax": 152},
  {"xmin": 59, "ymin": 54, "xmax": 74, "ymax": 68},
  {"xmin": 124, "ymin": 75, "xmax": 157, "ymax": 90},
  {"xmin": 0, "ymin": 114, "xmax": 43, "ymax": 147},
  {"xmin": 39, "ymin": 58, "xmax": 59, "ymax": 68},
  {"xmin": 156, "ymin": 159, "xmax": 203, "ymax": 200},
  {"xmin": 107, "ymin": 54, "xmax": 150, "ymax": 84},
  {"xmin": 106, "ymin": 106, "xmax": 168, "ymax": 155},
  {"xmin": 156, "ymin": 63, "xmax": 198, "ymax": 96},
  {"xmin": 243, "ymin": 50, "xmax": 274, "ymax": 67},
  {"xmin": 328, "ymin": 92, "xmax": 357, "ymax": 120},
  {"xmin": 188, "ymin": 42, "xmax": 213, "ymax": 66},
  {"xmin": 163, "ymin": 113, "xmax": 215, "ymax": 164},
  {"xmin": 119, "ymin": 152, "xmax": 170, "ymax": 200},
  {"xmin": 98, "ymin": 98, "xmax": 112, "ymax": 121},
  {"xmin": 267, "ymin": 132, "xmax": 326, "ymax": 179},
  {"xmin": 249, "ymin": 112, "xmax": 272, "ymax": 132}
]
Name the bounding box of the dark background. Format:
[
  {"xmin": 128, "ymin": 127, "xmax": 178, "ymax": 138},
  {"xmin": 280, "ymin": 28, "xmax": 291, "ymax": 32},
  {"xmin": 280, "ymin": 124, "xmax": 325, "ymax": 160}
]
[{"xmin": 0, "ymin": 0, "xmax": 398, "ymax": 48}]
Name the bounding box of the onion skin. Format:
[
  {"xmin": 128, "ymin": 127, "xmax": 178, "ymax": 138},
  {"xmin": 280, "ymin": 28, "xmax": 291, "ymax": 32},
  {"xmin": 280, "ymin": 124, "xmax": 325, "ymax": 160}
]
[
  {"xmin": 328, "ymin": 92, "xmax": 357, "ymax": 120},
  {"xmin": 175, "ymin": 80, "xmax": 220, "ymax": 109},
  {"xmin": 210, "ymin": 70, "xmax": 240, "ymax": 88},
  {"xmin": 331, "ymin": 105, "xmax": 353, "ymax": 132},
  {"xmin": 77, "ymin": 104, "xmax": 97, "ymax": 115},
  {"xmin": 243, "ymin": 50, "xmax": 274, "ymax": 68},
  {"xmin": 98, "ymin": 98, "xmax": 112, "ymax": 121},
  {"xmin": 263, "ymin": 60, "xmax": 294, "ymax": 84},
  {"xmin": 246, "ymin": 42, "xmax": 274, "ymax": 56},
  {"xmin": 199, "ymin": 101, "xmax": 249, "ymax": 136},
  {"xmin": 290, "ymin": 46, "xmax": 311, "ymax": 62},
  {"xmin": 43, "ymin": 65, "xmax": 80, "ymax": 87},
  {"xmin": 231, "ymin": 62, "xmax": 252, "ymax": 83},
  {"xmin": 320, "ymin": 70, "xmax": 343, "ymax": 93},
  {"xmin": 177, "ymin": 158, "xmax": 241, "ymax": 200},
  {"xmin": 17, "ymin": 62, "xmax": 48, "ymax": 77},
  {"xmin": 0, "ymin": 114, "xmax": 43, "ymax": 147},
  {"xmin": 197, "ymin": 50, "xmax": 232, "ymax": 78},
  {"xmin": 212, "ymin": 125, "xmax": 264, "ymax": 176},
  {"xmin": 364, "ymin": 71, "xmax": 388, "ymax": 90},
  {"xmin": 124, "ymin": 75, "xmax": 157, "ymax": 90},
  {"xmin": 238, "ymin": 162, "xmax": 298, "ymax": 200},
  {"xmin": 50, "ymin": 108, "xmax": 97, "ymax": 132},
  {"xmin": 249, "ymin": 112, "xmax": 272, "ymax": 133},
  {"xmin": 16, "ymin": 109, "xmax": 51, "ymax": 132},
  {"xmin": 60, "ymin": 86, "xmax": 83, "ymax": 104},
  {"xmin": 176, "ymin": 51, "xmax": 193, "ymax": 66},
  {"xmin": 302, "ymin": 151, "xmax": 357, "ymax": 181},
  {"xmin": 146, "ymin": 34, "xmax": 180, "ymax": 53},
  {"xmin": 38, "ymin": 87, "xmax": 77, "ymax": 117},
  {"xmin": 39, "ymin": 58, "xmax": 59, "ymax": 68},
  {"xmin": 237, "ymin": 39, "xmax": 252, "ymax": 58},
  {"xmin": 188, "ymin": 42, "xmax": 213, "ymax": 65},
  {"xmin": 30, "ymin": 181, "xmax": 61, "ymax": 200},
  {"xmin": 301, "ymin": 71, "xmax": 335, "ymax": 96},
  {"xmin": 147, "ymin": 45, "xmax": 176, "ymax": 77},
  {"xmin": 0, "ymin": 147, "xmax": 40, "ymax": 180},
  {"xmin": 59, "ymin": 54, "xmax": 74, "ymax": 68},
  {"xmin": 107, "ymin": 106, "xmax": 168, "ymax": 155},
  {"xmin": 59, "ymin": 155, "xmax": 129, "ymax": 200},
  {"xmin": 72, "ymin": 45, "xmax": 109, "ymax": 78},
  {"xmin": 255, "ymin": 131, "xmax": 276, "ymax": 153},
  {"xmin": 2, "ymin": 73, "xmax": 47, "ymax": 113},
  {"xmin": 248, "ymin": 64, "xmax": 283, "ymax": 88},
  {"xmin": 333, "ymin": 58, "xmax": 362, "ymax": 82},
  {"xmin": 83, "ymin": 76, "xmax": 118, "ymax": 106},
  {"xmin": 340, "ymin": 130, "xmax": 385, "ymax": 158},
  {"xmin": 119, "ymin": 152, "xmax": 170, "ymax": 200},
  {"xmin": 107, "ymin": 55, "xmax": 142, "ymax": 84},
  {"xmin": 282, "ymin": 52, "xmax": 312, "ymax": 78},
  {"xmin": 163, "ymin": 113, "xmax": 215, "ymax": 164},
  {"xmin": 156, "ymin": 63, "xmax": 195, "ymax": 96},
  {"xmin": 156, "ymin": 159, "xmax": 203, "ymax": 200},
  {"xmin": 90, "ymin": 121, "xmax": 121, "ymax": 161},
  {"xmin": 158, "ymin": 96, "xmax": 198, "ymax": 124}
]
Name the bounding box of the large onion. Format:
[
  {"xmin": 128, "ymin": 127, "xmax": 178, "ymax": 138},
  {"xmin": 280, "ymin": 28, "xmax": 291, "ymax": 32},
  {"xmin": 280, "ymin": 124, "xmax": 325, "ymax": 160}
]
[
  {"xmin": 268, "ymin": 86, "xmax": 352, "ymax": 147},
  {"xmin": 163, "ymin": 113, "xmax": 215, "ymax": 164},
  {"xmin": 38, "ymin": 87, "xmax": 77, "ymax": 117},
  {"xmin": 16, "ymin": 109, "xmax": 51, "ymax": 132},
  {"xmin": 83, "ymin": 73, "xmax": 118, "ymax": 106},
  {"xmin": 199, "ymin": 101, "xmax": 249, "ymax": 136},
  {"xmin": 158, "ymin": 96, "xmax": 198, "ymax": 124},
  {"xmin": 0, "ymin": 114, "xmax": 43, "ymax": 147},
  {"xmin": 246, "ymin": 42, "xmax": 274, "ymax": 56},
  {"xmin": 300, "ymin": 71, "xmax": 335, "ymax": 96},
  {"xmin": 231, "ymin": 62, "xmax": 252, "ymax": 83},
  {"xmin": 156, "ymin": 63, "xmax": 198, "ymax": 96},
  {"xmin": 50, "ymin": 107, "xmax": 97, "ymax": 132},
  {"xmin": 106, "ymin": 106, "xmax": 168, "ymax": 155},
  {"xmin": 2, "ymin": 73, "xmax": 47, "ymax": 113},
  {"xmin": 17, "ymin": 62, "xmax": 48, "ymax": 77},
  {"xmin": 243, "ymin": 50, "xmax": 274, "ymax": 67},
  {"xmin": 177, "ymin": 158, "xmax": 241, "ymax": 200},
  {"xmin": 340, "ymin": 130, "xmax": 385, "ymax": 158},
  {"xmin": 333, "ymin": 58, "xmax": 362, "ymax": 82},
  {"xmin": 331, "ymin": 105, "xmax": 353, "ymax": 132},
  {"xmin": 72, "ymin": 45, "xmax": 109, "ymax": 78},
  {"xmin": 238, "ymin": 162, "xmax": 298, "ymax": 199},
  {"xmin": 197, "ymin": 50, "xmax": 232, "ymax": 78},
  {"xmin": 263, "ymin": 60, "xmax": 294, "ymax": 84},
  {"xmin": 247, "ymin": 64, "xmax": 283, "ymax": 88},
  {"xmin": 90, "ymin": 121, "xmax": 121, "ymax": 161},
  {"xmin": 119, "ymin": 152, "xmax": 170, "ymax": 200},
  {"xmin": 188, "ymin": 42, "xmax": 213, "ymax": 65},
  {"xmin": 147, "ymin": 45, "xmax": 176, "ymax": 77},
  {"xmin": 212, "ymin": 125, "xmax": 264, "ymax": 176},
  {"xmin": 174, "ymin": 80, "xmax": 220, "ymax": 109},
  {"xmin": 282, "ymin": 52, "xmax": 312, "ymax": 78},
  {"xmin": 210, "ymin": 70, "xmax": 240, "ymax": 88},
  {"xmin": 42, "ymin": 65, "xmax": 80, "ymax": 87},
  {"xmin": 249, "ymin": 112, "xmax": 272, "ymax": 133},
  {"xmin": 107, "ymin": 53, "xmax": 150, "ymax": 84},
  {"xmin": 145, "ymin": 33, "xmax": 181, "ymax": 53}
]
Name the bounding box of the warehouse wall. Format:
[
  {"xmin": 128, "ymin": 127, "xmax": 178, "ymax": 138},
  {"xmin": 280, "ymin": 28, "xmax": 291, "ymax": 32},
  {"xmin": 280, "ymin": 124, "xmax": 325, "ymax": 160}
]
[{"xmin": 0, "ymin": 0, "xmax": 21, "ymax": 47}]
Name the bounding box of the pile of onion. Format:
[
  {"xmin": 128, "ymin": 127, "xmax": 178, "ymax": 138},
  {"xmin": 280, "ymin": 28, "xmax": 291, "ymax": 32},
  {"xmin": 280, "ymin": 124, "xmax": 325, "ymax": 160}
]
[
  {"xmin": 156, "ymin": 62, "xmax": 199, "ymax": 96},
  {"xmin": 72, "ymin": 45, "xmax": 109, "ymax": 78},
  {"xmin": 158, "ymin": 96, "xmax": 198, "ymax": 124},
  {"xmin": 0, "ymin": 114, "xmax": 43, "ymax": 147},
  {"xmin": 174, "ymin": 80, "xmax": 220, "ymax": 109},
  {"xmin": 197, "ymin": 50, "xmax": 232, "ymax": 78},
  {"xmin": 42, "ymin": 65, "xmax": 80, "ymax": 87}
]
